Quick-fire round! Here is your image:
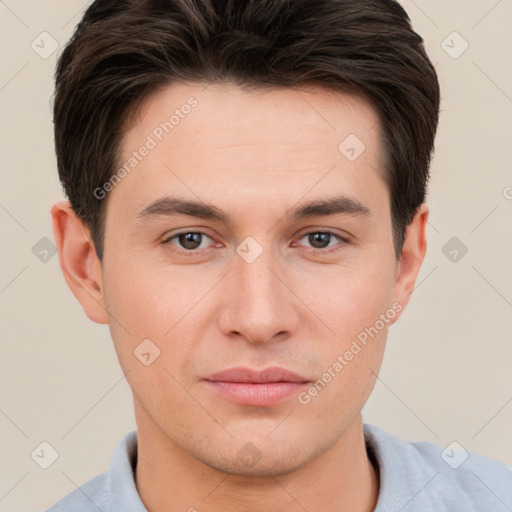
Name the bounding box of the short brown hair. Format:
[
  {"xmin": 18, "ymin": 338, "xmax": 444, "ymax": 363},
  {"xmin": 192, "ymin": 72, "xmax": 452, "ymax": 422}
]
[{"xmin": 53, "ymin": 0, "xmax": 440, "ymax": 260}]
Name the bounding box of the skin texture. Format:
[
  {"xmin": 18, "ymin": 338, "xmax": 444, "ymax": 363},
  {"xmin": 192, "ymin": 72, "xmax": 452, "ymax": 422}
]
[{"xmin": 51, "ymin": 82, "xmax": 428, "ymax": 512}]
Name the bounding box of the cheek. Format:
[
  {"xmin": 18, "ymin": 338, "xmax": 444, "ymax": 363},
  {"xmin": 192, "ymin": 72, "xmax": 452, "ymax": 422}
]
[
  {"xmin": 294, "ymin": 255, "xmax": 396, "ymax": 341},
  {"xmin": 101, "ymin": 256, "xmax": 219, "ymax": 383},
  {"xmin": 104, "ymin": 256, "xmax": 198, "ymax": 331},
  {"xmin": 304, "ymin": 254, "xmax": 396, "ymax": 408},
  {"xmin": 101, "ymin": 265, "xmax": 194, "ymax": 411}
]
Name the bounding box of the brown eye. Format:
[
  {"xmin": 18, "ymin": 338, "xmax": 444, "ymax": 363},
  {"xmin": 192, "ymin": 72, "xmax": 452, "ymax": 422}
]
[
  {"xmin": 164, "ymin": 231, "xmax": 213, "ymax": 251},
  {"xmin": 299, "ymin": 231, "xmax": 343, "ymax": 251},
  {"xmin": 308, "ymin": 232, "xmax": 333, "ymax": 249},
  {"xmin": 178, "ymin": 232, "xmax": 203, "ymax": 250}
]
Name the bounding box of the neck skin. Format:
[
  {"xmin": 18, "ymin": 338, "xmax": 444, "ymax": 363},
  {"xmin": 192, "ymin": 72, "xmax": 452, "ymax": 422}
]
[{"xmin": 134, "ymin": 401, "xmax": 379, "ymax": 512}]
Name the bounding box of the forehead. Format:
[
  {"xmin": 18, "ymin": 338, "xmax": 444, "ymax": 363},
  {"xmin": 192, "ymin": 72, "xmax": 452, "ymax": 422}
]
[
  {"xmin": 128, "ymin": 81, "xmax": 379, "ymax": 146},
  {"xmin": 109, "ymin": 81, "xmax": 387, "ymax": 221}
]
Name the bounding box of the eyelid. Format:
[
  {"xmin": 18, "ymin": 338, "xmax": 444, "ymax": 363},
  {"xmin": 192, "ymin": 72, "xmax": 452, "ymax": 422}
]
[
  {"xmin": 294, "ymin": 229, "xmax": 349, "ymax": 252},
  {"xmin": 298, "ymin": 228, "xmax": 351, "ymax": 242},
  {"xmin": 162, "ymin": 228, "xmax": 350, "ymax": 255},
  {"xmin": 162, "ymin": 229, "xmax": 216, "ymax": 246}
]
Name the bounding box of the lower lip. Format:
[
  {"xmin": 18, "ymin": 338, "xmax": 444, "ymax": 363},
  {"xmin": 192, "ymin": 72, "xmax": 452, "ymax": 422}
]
[{"xmin": 204, "ymin": 381, "xmax": 309, "ymax": 406}]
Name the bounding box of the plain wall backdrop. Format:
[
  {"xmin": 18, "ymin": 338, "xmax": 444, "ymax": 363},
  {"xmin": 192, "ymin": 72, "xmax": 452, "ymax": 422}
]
[{"xmin": 1, "ymin": 0, "xmax": 511, "ymax": 510}]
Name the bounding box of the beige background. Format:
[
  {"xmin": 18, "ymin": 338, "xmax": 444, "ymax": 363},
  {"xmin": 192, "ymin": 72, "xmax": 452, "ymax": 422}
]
[{"xmin": 1, "ymin": 0, "xmax": 511, "ymax": 510}]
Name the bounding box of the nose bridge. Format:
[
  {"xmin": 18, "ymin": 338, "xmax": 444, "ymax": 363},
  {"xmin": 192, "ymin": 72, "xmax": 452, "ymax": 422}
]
[{"xmin": 218, "ymin": 237, "xmax": 298, "ymax": 343}]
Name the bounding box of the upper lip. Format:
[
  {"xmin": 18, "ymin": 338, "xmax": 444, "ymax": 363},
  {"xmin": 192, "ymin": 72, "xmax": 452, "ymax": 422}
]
[{"xmin": 204, "ymin": 367, "xmax": 310, "ymax": 384}]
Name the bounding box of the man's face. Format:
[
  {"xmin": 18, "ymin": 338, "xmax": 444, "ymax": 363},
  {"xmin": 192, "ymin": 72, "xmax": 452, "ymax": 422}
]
[{"xmin": 99, "ymin": 82, "xmax": 404, "ymax": 475}]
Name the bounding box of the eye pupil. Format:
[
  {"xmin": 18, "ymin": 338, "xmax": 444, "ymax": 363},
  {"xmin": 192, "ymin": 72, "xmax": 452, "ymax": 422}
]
[
  {"xmin": 179, "ymin": 232, "xmax": 202, "ymax": 249},
  {"xmin": 309, "ymin": 232, "xmax": 330, "ymax": 249}
]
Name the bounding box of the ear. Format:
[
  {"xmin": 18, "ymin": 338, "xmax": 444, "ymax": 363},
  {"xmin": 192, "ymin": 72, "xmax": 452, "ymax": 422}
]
[
  {"xmin": 51, "ymin": 200, "xmax": 109, "ymax": 324},
  {"xmin": 390, "ymin": 203, "xmax": 429, "ymax": 323}
]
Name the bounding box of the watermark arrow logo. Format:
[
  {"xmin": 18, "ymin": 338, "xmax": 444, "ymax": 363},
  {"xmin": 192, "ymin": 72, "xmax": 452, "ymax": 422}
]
[
  {"xmin": 134, "ymin": 339, "xmax": 161, "ymax": 366},
  {"xmin": 338, "ymin": 134, "xmax": 366, "ymax": 162},
  {"xmin": 32, "ymin": 237, "xmax": 57, "ymax": 263},
  {"xmin": 441, "ymin": 441, "xmax": 469, "ymax": 469},
  {"xmin": 31, "ymin": 441, "xmax": 59, "ymax": 469},
  {"xmin": 31, "ymin": 31, "xmax": 59, "ymax": 59},
  {"xmin": 442, "ymin": 236, "xmax": 468, "ymax": 263},
  {"xmin": 236, "ymin": 236, "xmax": 263, "ymax": 263},
  {"xmin": 236, "ymin": 442, "xmax": 262, "ymax": 467},
  {"xmin": 441, "ymin": 31, "xmax": 469, "ymax": 59}
]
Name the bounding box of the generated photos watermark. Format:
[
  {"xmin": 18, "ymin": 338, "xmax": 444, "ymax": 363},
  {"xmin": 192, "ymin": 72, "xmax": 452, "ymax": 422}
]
[
  {"xmin": 93, "ymin": 96, "xmax": 198, "ymax": 200},
  {"xmin": 298, "ymin": 301, "xmax": 403, "ymax": 405}
]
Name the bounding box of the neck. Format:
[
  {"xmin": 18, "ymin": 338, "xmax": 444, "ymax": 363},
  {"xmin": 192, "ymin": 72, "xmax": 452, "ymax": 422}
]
[{"xmin": 134, "ymin": 407, "xmax": 379, "ymax": 512}]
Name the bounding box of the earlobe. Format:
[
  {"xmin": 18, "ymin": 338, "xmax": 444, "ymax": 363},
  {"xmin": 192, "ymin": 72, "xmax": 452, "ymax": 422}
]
[
  {"xmin": 391, "ymin": 203, "xmax": 429, "ymax": 320},
  {"xmin": 51, "ymin": 200, "xmax": 110, "ymax": 324}
]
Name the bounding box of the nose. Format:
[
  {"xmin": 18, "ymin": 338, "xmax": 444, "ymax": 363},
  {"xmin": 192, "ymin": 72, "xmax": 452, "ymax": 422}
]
[{"xmin": 217, "ymin": 243, "xmax": 300, "ymax": 344}]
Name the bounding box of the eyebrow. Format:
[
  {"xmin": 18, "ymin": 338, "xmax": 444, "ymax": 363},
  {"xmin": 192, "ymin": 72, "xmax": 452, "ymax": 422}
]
[{"xmin": 136, "ymin": 194, "xmax": 370, "ymax": 224}]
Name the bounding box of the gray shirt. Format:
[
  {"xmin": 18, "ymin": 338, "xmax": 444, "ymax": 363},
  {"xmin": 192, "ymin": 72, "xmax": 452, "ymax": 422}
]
[{"xmin": 45, "ymin": 424, "xmax": 512, "ymax": 511}]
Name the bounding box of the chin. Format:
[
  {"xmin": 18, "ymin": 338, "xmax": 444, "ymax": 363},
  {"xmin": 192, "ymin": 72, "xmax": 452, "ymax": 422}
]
[{"xmin": 200, "ymin": 446, "xmax": 315, "ymax": 478}]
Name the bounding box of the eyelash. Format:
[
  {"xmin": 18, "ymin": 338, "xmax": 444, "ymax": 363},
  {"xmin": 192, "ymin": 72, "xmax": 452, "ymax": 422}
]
[{"xmin": 162, "ymin": 230, "xmax": 349, "ymax": 255}]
